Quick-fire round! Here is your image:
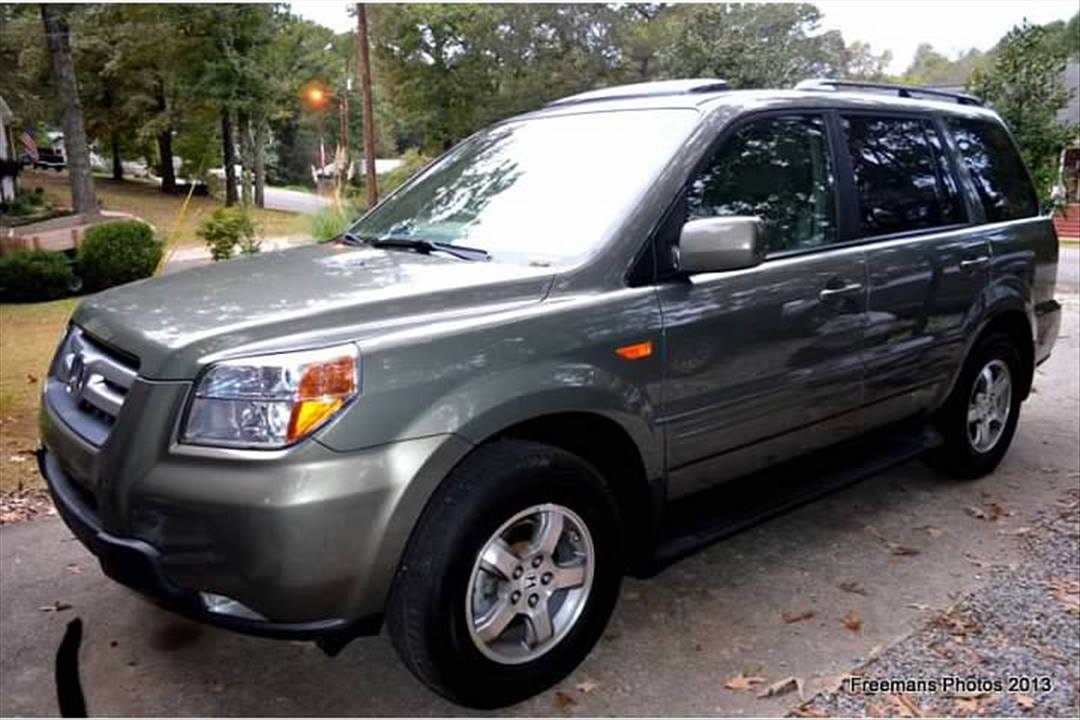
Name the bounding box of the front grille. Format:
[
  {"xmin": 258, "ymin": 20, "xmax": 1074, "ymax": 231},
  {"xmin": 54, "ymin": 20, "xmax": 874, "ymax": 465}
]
[{"xmin": 48, "ymin": 326, "xmax": 139, "ymax": 445}]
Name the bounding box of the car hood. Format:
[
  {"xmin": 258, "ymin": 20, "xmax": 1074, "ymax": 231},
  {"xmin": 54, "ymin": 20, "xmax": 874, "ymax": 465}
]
[{"xmin": 73, "ymin": 243, "xmax": 555, "ymax": 379}]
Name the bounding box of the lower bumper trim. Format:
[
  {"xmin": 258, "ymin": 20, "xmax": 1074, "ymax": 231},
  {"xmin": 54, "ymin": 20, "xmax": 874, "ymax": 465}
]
[{"xmin": 37, "ymin": 447, "xmax": 380, "ymax": 642}]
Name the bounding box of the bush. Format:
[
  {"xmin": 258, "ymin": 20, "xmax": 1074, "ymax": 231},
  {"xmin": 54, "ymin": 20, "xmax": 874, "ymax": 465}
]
[
  {"xmin": 380, "ymin": 149, "xmax": 433, "ymax": 194},
  {"xmin": 77, "ymin": 220, "xmax": 162, "ymax": 291},
  {"xmin": 0, "ymin": 249, "xmax": 75, "ymax": 302},
  {"xmin": 311, "ymin": 205, "xmax": 352, "ymax": 241},
  {"xmin": 197, "ymin": 207, "xmax": 258, "ymax": 261}
]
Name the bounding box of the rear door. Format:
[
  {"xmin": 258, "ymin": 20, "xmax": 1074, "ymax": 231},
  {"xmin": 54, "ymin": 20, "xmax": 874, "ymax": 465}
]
[
  {"xmin": 656, "ymin": 112, "xmax": 868, "ymax": 498},
  {"xmin": 837, "ymin": 113, "xmax": 988, "ymax": 422}
]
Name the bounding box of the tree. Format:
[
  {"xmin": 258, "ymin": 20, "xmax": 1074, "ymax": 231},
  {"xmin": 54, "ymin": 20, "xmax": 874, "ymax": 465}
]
[
  {"xmin": 969, "ymin": 21, "xmax": 1075, "ymax": 201},
  {"xmin": 903, "ymin": 43, "xmax": 987, "ymax": 85},
  {"xmin": 657, "ymin": 4, "xmax": 849, "ymax": 88},
  {"xmin": 40, "ymin": 4, "xmax": 96, "ymax": 213}
]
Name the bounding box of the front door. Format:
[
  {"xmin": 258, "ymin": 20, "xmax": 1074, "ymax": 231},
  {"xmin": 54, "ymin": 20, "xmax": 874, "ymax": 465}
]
[{"xmin": 656, "ymin": 113, "xmax": 868, "ymax": 498}]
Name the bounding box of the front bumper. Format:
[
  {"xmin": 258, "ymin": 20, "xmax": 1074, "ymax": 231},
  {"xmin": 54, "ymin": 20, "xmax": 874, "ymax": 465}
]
[
  {"xmin": 38, "ymin": 446, "xmax": 376, "ymax": 640},
  {"xmin": 39, "ymin": 381, "xmax": 473, "ymax": 640}
]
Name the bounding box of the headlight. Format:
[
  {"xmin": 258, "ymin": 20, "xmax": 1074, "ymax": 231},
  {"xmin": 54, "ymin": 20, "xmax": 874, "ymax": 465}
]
[{"xmin": 181, "ymin": 344, "xmax": 359, "ymax": 449}]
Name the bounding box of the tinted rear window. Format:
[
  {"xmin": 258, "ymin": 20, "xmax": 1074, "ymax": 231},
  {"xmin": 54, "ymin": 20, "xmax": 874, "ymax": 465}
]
[
  {"xmin": 945, "ymin": 117, "xmax": 1038, "ymax": 222},
  {"xmin": 842, "ymin": 115, "xmax": 963, "ymax": 237}
]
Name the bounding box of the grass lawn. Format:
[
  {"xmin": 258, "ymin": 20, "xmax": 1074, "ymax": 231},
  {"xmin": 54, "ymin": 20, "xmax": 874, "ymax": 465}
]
[
  {"xmin": 0, "ymin": 299, "xmax": 77, "ymax": 493},
  {"xmin": 23, "ymin": 169, "xmax": 309, "ymax": 251}
]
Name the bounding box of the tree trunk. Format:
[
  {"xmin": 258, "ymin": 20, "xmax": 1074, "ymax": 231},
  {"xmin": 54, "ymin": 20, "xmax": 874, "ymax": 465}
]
[
  {"xmin": 237, "ymin": 110, "xmax": 252, "ymax": 206},
  {"xmin": 40, "ymin": 4, "xmax": 96, "ymax": 214},
  {"xmin": 156, "ymin": 130, "xmax": 176, "ymax": 192},
  {"xmin": 253, "ymin": 119, "xmax": 266, "ymax": 208},
  {"xmin": 221, "ymin": 105, "xmax": 237, "ymax": 206},
  {"xmin": 110, "ymin": 133, "xmax": 122, "ymax": 181}
]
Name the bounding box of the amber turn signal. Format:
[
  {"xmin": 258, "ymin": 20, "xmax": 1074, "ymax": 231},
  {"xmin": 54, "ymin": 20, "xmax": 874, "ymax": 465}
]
[
  {"xmin": 615, "ymin": 340, "xmax": 653, "ymax": 360},
  {"xmin": 287, "ymin": 356, "xmax": 358, "ymax": 440}
]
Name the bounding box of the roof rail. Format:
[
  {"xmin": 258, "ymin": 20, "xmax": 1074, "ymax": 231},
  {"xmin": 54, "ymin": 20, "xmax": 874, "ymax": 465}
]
[
  {"xmin": 547, "ymin": 78, "xmax": 729, "ymax": 107},
  {"xmin": 795, "ymin": 78, "xmax": 983, "ymax": 106}
]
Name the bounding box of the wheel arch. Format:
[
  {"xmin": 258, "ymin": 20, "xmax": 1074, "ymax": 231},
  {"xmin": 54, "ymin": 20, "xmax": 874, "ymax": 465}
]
[{"xmin": 937, "ymin": 303, "xmax": 1035, "ymax": 412}]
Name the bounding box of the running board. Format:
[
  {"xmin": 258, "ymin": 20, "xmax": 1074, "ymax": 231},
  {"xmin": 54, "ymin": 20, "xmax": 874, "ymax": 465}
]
[{"xmin": 649, "ymin": 422, "xmax": 943, "ymax": 571}]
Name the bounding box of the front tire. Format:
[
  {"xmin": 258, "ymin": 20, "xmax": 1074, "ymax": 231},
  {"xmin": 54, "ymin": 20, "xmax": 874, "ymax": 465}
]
[
  {"xmin": 386, "ymin": 440, "xmax": 623, "ymax": 708},
  {"xmin": 926, "ymin": 332, "xmax": 1024, "ymax": 479}
]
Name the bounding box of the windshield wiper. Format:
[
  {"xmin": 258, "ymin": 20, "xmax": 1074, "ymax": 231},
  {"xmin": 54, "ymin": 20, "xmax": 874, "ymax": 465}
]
[
  {"xmin": 333, "ymin": 231, "xmax": 367, "ymax": 247},
  {"xmin": 370, "ymin": 237, "xmax": 490, "ymax": 262}
]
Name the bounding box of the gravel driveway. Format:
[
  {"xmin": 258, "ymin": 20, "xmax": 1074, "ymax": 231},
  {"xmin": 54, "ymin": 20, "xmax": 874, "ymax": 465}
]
[{"xmin": 1, "ymin": 294, "xmax": 1077, "ymax": 717}]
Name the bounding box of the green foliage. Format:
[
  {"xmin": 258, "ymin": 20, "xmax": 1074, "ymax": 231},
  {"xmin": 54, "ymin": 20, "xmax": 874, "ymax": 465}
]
[
  {"xmin": 0, "ymin": 250, "xmax": 75, "ymax": 303},
  {"xmin": 77, "ymin": 220, "xmax": 162, "ymax": 291},
  {"xmin": 3, "ymin": 188, "xmax": 48, "ymax": 217},
  {"xmin": 380, "ymin": 149, "xmax": 433, "ymax": 194},
  {"xmin": 969, "ymin": 21, "xmax": 1075, "ymax": 203},
  {"xmin": 308, "ymin": 207, "xmax": 354, "ymax": 243},
  {"xmin": 902, "ymin": 44, "xmax": 988, "ymax": 85},
  {"xmin": 197, "ymin": 207, "xmax": 258, "ymax": 261}
]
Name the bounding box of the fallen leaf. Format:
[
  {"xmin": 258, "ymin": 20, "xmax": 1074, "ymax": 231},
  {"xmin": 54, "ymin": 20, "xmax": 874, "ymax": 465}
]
[
  {"xmin": 966, "ymin": 505, "xmax": 989, "ymax": 520},
  {"xmin": 38, "ymin": 601, "xmax": 72, "ymax": 613},
  {"xmin": 782, "ymin": 609, "xmax": 815, "ymax": 624},
  {"xmin": 1015, "ymin": 694, "xmax": 1035, "ymax": 709},
  {"xmin": 26, "ymin": 373, "xmax": 37, "ymax": 384},
  {"xmin": 724, "ymin": 673, "xmax": 766, "ymax": 692},
  {"xmin": 953, "ymin": 696, "xmax": 983, "ymax": 714},
  {"xmin": 890, "ymin": 693, "xmax": 923, "ymax": 717},
  {"xmin": 1046, "ymin": 576, "xmax": 1080, "ymax": 616},
  {"xmin": 838, "ymin": 580, "xmax": 867, "ymax": 595},
  {"xmin": 841, "ymin": 610, "xmax": 863, "ymax": 632},
  {"xmin": 920, "ymin": 526, "xmax": 944, "ymax": 538},
  {"xmin": 999, "ymin": 526, "xmax": 1034, "ymax": 536},
  {"xmin": 936, "ymin": 610, "xmax": 979, "ymax": 636},
  {"xmin": 756, "ymin": 675, "xmax": 803, "ymax": 699},
  {"xmin": 65, "ymin": 564, "xmax": 82, "ymax": 574},
  {"xmin": 790, "ymin": 704, "xmax": 827, "ymax": 717},
  {"xmin": 554, "ymin": 690, "xmax": 578, "ymax": 713},
  {"xmin": 888, "ymin": 542, "xmax": 921, "ymax": 557},
  {"xmin": 906, "ymin": 603, "xmax": 932, "ymax": 611},
  {"xmin": 575, "ymin": 678, "xmax": 598, "ymax": 694}
]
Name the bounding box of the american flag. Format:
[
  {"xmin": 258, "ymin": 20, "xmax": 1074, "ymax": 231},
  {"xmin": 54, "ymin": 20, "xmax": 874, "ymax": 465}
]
[{"xmin": 20, "ymin": 128, "xmax": 38, "ymax": 162}]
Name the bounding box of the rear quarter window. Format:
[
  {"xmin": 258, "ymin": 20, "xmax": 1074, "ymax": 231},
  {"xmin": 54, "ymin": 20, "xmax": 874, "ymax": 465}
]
[{"xmin": 944, "ymin": 117, "xmax": 1039, "ymax": 223}]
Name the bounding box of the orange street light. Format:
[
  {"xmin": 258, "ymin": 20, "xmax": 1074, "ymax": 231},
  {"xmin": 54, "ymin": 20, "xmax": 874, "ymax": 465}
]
[{"xmin": 301, "ymin": 82, "xmax": 331, "ymax": 111}]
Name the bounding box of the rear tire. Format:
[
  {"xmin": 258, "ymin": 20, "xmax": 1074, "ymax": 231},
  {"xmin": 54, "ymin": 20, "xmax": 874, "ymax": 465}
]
[
  {"xmin": 925, "ymin": 332, "xmax": 1024, "ymax": 479},
  {"xmin": 386, "ymin": 440, "xmax": 623, "ymax": 708}
]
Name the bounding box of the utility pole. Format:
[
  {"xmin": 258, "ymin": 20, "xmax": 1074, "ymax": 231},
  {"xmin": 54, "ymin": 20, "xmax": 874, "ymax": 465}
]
[{"xmin": 356, "ymin": 3, "xmax": 378, "ymax": 207}]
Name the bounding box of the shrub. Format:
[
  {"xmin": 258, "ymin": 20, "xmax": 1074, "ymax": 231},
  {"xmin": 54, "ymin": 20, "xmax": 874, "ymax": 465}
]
[
  {"xmin": 77, "ymin": 220, "xmax": 162, "ymax": 291},
  {"xmin": 0, "ymin": 249, "xmax": 75, "ymax": 302},
  {"xmin": 380, "ymin": 149, "xmax": 433, "ymax": 194},
  {"xmin": 197, "ymin": 207, "xmax": 257, "ymax": 261},
  {"xmin": 309, "ymin": 202, "xmax": 365, "ymax": 242}
]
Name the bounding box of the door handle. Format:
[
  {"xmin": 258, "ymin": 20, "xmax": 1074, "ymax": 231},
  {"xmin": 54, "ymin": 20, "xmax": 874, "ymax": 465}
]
[
  {"xmin": 960, "ymin": 255, "xmax": 989, "ymax": 271},
  {"xmin": 818, "ymin": 282, "xmax": 863, "ymax": 300}
]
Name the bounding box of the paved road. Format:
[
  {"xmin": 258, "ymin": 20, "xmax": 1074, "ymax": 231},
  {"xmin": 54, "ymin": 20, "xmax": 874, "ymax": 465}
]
[
  {"xmin": 262, "ymin": 186, "xmax": 331, "ymax": 215},
  {"xmin": 1, "ymin": 296, "xmax": 1077, "ymax": 717},
  {"xmin": 1059, "ymin": 245, "xmax": 1079, "ymax": 291}
]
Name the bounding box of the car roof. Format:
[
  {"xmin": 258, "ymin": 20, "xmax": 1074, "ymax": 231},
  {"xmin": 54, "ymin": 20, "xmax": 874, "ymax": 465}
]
[{"xmin": 521, "ymin": 79, "xmax": 1001, "ymax": 123}]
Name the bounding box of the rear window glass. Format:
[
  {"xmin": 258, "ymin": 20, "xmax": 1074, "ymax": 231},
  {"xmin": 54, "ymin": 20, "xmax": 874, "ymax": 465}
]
[
  {"xmin": 945, "ymin": 117, "xmax": 1038, "ymax": 222},
  {"xmin": 842, "ymin": 115, "xmax": 963, "ymax": 237}
]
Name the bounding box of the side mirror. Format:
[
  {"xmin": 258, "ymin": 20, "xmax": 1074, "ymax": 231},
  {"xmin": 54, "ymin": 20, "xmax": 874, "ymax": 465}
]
[{"xmin": 678, "ymin": 216, "xmax": 765, "ymax": 274}]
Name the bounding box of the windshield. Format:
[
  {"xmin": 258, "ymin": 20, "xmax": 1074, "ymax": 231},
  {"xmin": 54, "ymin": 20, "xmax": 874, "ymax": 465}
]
[{"xmin": 351, "ymin": 109, "xmax": 699, "ymax": 265}]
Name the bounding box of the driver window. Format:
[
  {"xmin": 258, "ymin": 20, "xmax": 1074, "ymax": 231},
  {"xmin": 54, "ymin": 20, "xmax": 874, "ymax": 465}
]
[{"xmin": 686, "ymin": 114, "xmax": 838, "ymax": 255}]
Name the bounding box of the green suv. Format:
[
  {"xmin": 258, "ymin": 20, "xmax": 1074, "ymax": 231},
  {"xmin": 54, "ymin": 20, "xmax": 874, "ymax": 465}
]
[{"xmin": 39, "ymin": 79, "xmax": 1061, "ymax": 707}]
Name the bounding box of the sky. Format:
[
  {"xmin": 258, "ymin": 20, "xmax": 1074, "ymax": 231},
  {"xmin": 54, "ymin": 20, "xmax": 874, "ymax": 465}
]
[{"xmin": 292, "ymin": 0, "xmax": 1078, "ymax": 75}]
